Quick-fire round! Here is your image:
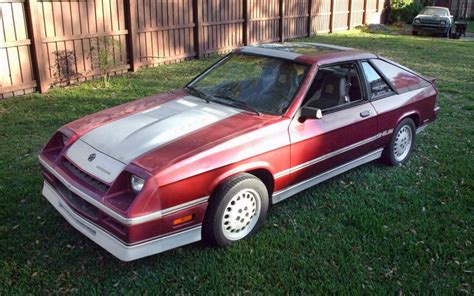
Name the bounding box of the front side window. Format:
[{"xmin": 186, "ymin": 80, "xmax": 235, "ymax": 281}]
[
  {"xmin": 304, "ymin": 63, "xmax": 363, "ymax": 111},
  {"xmin": 361, "ymin": 62, "xmax": 394, "ymax": 99},
  {"xmin": 188, "ymin": 54, "xmax": 309, "ymax": 115}
]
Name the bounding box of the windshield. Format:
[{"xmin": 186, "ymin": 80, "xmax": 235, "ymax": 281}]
[
  {"xmin": 188, "ymin": 54, "xmax": 309, "ymax": 115},
  {"xmin": 420, "ymin": 8, "xmax": 448, "ymax": 16}
]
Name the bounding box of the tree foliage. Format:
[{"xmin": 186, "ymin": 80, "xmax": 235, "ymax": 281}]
[{"xmin": 388, "ymin": 0, "xmax": 423, "ymax": 24}]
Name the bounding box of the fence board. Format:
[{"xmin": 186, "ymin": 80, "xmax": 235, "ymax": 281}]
[
  {"xmin": 248, "ymin": 0, "xmax": 280, "ymax": 44},
  {"xmin": 312, "ymin": 0, "xmax": 331, "ymax": 33},
  {"xmin": 366, "ymin": 0, "xmax": 380, "ymax": 23},
  {"xmin": 284, "ymin": 0, "xmax": 308, "ymax": 39},
  {"xmin": 351, "ymin": 0, "xmax": 365, "ymax": 27},
  {"xmin": 202, "ymin": 0, "xmax": 243, "ymax": 55},
  {"xmin": 333, "ymin": 0, "xmax": 349, "ymax": 31},
  {"xmin": 0, "ymin": 1, "xmax": 36, "ymax": 97}
]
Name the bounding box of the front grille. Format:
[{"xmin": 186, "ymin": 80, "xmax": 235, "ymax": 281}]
[
  {"xmin": 63, "ymin": 160, "xmax": 110, "ymax": 193},
  {"xmin": 55, "ymin": 181, "xmax": 100, "ymax": 220},
  {"xmin": 421, "ymin": 19, "xmax": 441, "ymax": 25}
]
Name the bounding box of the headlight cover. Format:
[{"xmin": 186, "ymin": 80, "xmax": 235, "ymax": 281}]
[
  {"xmin": 130, "ymin": 175, "xmax": 145, "ymax": 193},
  {"xmin": 440, "ymin": 20, "xmax": 446, "ymax": 25},
  {"xmin": 414, "ymin": 18, "xmax": 421, "ymax": 24}
]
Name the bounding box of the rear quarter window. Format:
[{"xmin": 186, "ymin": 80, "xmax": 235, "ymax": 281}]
[{"xmin": 371, "ymin": 59, "xmax": 430, "ymax": 93}]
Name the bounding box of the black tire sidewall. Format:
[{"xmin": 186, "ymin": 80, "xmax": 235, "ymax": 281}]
[
  {"xmin": 203, "ymin": 174, "xmax": 269, "ymax": 247},
  {"xmin": 385, "ymin": 118, "xmax": 416, "ymax": 166}
]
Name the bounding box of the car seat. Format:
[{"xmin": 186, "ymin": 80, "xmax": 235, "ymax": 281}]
[{"xmin": 305, "ymin": 71, "xmax": 349, "ymax": 110}]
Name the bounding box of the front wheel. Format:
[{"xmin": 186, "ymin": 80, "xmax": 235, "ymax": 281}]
[
  {"xmin": 444, "ymin": 28, "xmax": 450, "ymax": 38},
  {"xmin": 203, "ymin": 173, "xmax": 269, "ymax": 247},
  {"xmin": 412, "ymin": 30, "xmax": 418, "ymax": 35},
  {"xmin": 382, "ymin": 118, "xmax": 416, "ymax": 166}
]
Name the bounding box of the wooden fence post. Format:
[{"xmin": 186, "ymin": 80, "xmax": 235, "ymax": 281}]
[
  {"xmin": 279, "ymin": 0, "xmax": 285, "ymax": 42},
  {"xmin": 348, "ymin": 0, "xmax": 353, "ymax": 29},
  {"xmin": 243, "ymin": 0, "xmax": 249, "ymax": 45},
  {"xmin": 307, "ymin": 0, "xmax": 313, "ymax": 37},
  {"xmin": 329, "ymin": 0, "xmax": 335, "ymax": 33},
  {"xmin": 25, "ymin": 0, "xmax": 48, "ymax": 93},
  {"xmin": 125, "ymin": 0, "xmax": 139, "ymax": 72},
  {"xmin": 193, "ymin": 0, "xmax": 203, "ymax": 58},
  {"xmin": 362, "ymin": 0, "xmax": 368, "ymax": 25}
]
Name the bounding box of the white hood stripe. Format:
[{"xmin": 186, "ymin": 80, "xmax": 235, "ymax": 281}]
[{"xmin": 66, "ymin": 96, "xmax": 239, "ymax": 182}]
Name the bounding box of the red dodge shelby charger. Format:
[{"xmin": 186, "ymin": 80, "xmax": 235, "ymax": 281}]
[{"xmin": 39, "ymin": 43, "xmax": 440, "ymax": 261}]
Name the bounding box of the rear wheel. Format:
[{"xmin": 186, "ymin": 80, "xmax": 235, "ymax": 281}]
[
  {"xmin": 203, "ymin": 173, "xmax": 269, "ymax": 247},
  {"xmin": 382, "ymin": 118, "xmax": 416, "ymax": 166}
]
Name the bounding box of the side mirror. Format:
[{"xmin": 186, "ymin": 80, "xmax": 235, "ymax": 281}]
[{"xmin": 300, "ymin": 106, "xmax": 323, "ymax": 122}]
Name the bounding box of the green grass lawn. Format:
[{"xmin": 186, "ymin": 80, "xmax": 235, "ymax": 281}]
[{"xmin": 1, "ymin": 30, "xmax": 473, "ymax": 294}]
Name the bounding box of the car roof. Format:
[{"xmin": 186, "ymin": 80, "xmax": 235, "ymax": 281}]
[
  {"xmin": 423, "ymin": 6, "xmax": 450, "ymax": 10},
  {"xmin": 236, "ymin": 42, "xmax": 377, "ymax": 65},
  {"xmin": 421, "ymin": 6, "xmax": 450, "ymax": 12}
]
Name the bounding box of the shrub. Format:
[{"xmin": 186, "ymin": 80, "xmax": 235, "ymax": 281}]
[
  {"xmin": 388, "ymin": 0, "xmax": 422, "ymax": 24},
  {"xmin": 88, "ymin": 37, "xmax": 123, "ymax": 87}
]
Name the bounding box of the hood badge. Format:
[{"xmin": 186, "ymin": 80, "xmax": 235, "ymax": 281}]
[{"xmin": 88, "ymin": 153, "xmax": 96, "ymax": 162}]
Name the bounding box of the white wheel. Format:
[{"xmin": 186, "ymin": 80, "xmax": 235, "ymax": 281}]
[
  {"xmin": 383, "ymin": 118, "xmax": 416, "ymax": 166},
  {"xmin": 221, "ymin": 189, "xmax": 261, "ymax": 241},
  {"xmin": 393, "ymin": 125, "xmax": 413, "ymax": 162},
  {"xmin": 203, "ymin": 173, "xmax": 269, "ymax": 247}
]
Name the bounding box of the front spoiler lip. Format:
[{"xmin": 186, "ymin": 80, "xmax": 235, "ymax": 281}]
[{"xmin": 42, "ymin": 181, "xmax": 202, "ymax": 261}]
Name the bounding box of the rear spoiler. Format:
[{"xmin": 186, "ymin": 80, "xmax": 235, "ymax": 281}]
[{"xmin": 423, "ymin": 76, "xmax": 436, "ymax": 85}]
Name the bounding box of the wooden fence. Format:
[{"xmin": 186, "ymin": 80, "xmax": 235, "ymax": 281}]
[{"xmin": 0, "ymin": 0, "xmax": 385, "ymax": 99}]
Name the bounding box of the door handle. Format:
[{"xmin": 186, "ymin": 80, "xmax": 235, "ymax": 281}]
[{"xmin": 360, "ymin": 110, "xmax": 371, "ymax": 118}]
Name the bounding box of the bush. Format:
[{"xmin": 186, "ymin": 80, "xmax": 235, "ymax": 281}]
[{"xmin": 388, "ymin": 0, "xmax": 422, "ymax": 24}]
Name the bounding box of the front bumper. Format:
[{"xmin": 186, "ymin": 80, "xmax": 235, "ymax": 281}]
[
  {"xmin": 42, "ymin": 181, "xmax": 202, "ymax": 261},
  {"xmin": 413, "ymin": 24, "xmax": 450, "ymax": 34}
]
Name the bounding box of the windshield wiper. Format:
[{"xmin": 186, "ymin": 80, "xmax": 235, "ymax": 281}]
[
  {"xmin": 216, "ymin": 95, "xmax": 261, "ymax": 116},
  {"xmin": 185, "ymin": 86, "xmax": 212, "ymax": 103}
]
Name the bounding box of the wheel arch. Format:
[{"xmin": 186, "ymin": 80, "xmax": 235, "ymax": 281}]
[
  {"xmin": 397, "ymin": 111, "xmax": 421, "ymax": 128},
  {"xmin": 208, "ymin": 163, "xmax": 276, "ymax": 200}
]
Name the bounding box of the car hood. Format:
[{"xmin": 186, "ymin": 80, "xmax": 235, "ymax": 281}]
[
  {"xmin": 65, "ymin": 95, "xmax": 246, "ymax": 182},
  {"xmin": 415, "ymin": 14, "xmax": 451, "ymax": 20},
  {"xmin": 82, "ymin": 95, "xmax": 241, "ymax": 163}
]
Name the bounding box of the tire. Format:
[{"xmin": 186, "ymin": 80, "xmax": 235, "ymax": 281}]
[
  {"xmin": 412, "ymin": 30, "xmax": 418, "ymax": 35},
  {"xmin": 203, "ymin": 173, "xmax": 269, "ymax": 247},
  {"xmin": 382, "ymin": 118, "xmax": 416, "ymax": 166}
]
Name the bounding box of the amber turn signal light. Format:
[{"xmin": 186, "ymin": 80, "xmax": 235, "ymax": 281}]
[{"xmin": 172, "ymin": 215, "xmax": 193, "ymax": 225}]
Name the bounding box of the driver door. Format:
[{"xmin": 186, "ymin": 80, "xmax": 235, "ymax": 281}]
[{"xmin": 287, "ymin": 62, "xmax": 378, "ymax": 187}]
